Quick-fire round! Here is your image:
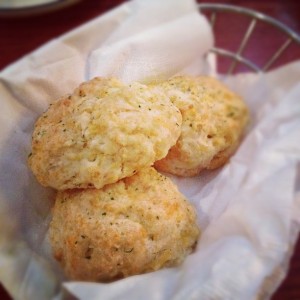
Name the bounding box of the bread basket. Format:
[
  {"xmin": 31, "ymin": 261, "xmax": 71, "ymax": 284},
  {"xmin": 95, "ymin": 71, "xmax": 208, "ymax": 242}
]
[{"xmin": 0, "ymin": 2, "xmax": 299, "ymax": 300}]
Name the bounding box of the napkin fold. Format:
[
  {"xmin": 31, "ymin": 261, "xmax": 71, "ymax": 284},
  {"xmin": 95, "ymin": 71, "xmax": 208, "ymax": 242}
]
[{"xmin": 0, "ymin": 0, "xmax": 300, "ymax": 300}]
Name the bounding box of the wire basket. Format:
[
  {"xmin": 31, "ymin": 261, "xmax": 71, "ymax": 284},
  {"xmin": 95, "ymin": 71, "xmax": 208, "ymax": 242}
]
[{"xmin": 198, "ymin": 3, "xmax": 300, "ymax": 75}]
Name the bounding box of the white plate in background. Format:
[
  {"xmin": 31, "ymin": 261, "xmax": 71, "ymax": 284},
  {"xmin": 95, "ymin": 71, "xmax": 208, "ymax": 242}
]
[{"xmin": 0, "ymin": 0, "xmax": 81, "ymax": 16}]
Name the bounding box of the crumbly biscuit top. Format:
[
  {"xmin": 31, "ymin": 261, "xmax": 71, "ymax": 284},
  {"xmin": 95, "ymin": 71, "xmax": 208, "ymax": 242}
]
[
  {"xmin": 50, "ymin": 167, "xmax": 199, "ymax": 281},
  {"xmin": 157, "ymin": 76, "xmax": 249, "ymax": 171},
  {"xmin": 29, "ymin": 77, "xmax": 182, "ymax": 189}
]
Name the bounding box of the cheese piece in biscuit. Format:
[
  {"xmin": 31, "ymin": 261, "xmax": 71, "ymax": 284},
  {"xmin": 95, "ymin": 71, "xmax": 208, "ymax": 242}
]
[
  {"xmin": 154, "ymin": 76, "xmax": 249, "ymax": 176},
  {"xmin": 49, "ymin": 167, "xmax": 199, "ymax": 281},
  {"xmin": 28, "ymin": 77, "xmax": 182, "ymax": 190}
]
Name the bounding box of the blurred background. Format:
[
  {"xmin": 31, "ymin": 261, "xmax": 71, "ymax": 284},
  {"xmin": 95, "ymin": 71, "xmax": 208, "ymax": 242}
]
[
  {"xmin": 0, "ymin": 0, "xmax": 299, "ymax": 299},
  {"xmin": 0, "ymin": 0, "xmax": 299, "ymax": 72}
]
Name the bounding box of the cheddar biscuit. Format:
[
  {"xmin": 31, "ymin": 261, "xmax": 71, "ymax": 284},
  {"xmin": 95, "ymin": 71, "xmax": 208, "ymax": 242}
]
[
  {"xmin": 49, "ymin": 167, "xmax": 199, "ymax": 281},
  {"xmin": 154, "ymin": 76, "xmax": 249, "ymax": 176},
  {"xmin": 28, "ymin": 77, "xmax": 182, "ymax": 189}
]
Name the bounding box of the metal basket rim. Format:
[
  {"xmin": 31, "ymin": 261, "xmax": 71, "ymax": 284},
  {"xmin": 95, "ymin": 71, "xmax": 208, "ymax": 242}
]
[
  {"xmin": 198, "ymin": 3, "xmax": 300, "ymax": 73},
  {"xmin": 198, "ymin": 3, "xmax": 300, "ymax": 44}
]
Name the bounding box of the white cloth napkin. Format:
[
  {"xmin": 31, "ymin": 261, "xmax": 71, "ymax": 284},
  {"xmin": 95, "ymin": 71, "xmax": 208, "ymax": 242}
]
[{"xmin": 0, "ymin": 0, "xmax": 299, "ymax": 299}]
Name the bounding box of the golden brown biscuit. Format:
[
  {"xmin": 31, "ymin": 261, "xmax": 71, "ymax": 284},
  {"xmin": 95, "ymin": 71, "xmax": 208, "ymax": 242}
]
[
  {"xmin": 28, "ymin": 77, "xmax": 182, "ymax": 190},
  {"xmin": 49, "ymin": 167, "xmax": 199, "ymax": 281},
  {"xmin": 154, "ymin": 76, "xmax": 249, "ymax": 176}
]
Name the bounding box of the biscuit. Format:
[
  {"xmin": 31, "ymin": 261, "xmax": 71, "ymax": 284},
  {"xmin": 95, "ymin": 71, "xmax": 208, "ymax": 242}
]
[
  {"xmin": 49, "ymin": 167, "xmax": 199, "ymax": 281},
  {"xmin": 154, "ymin": 76, "xmax": 249, "ymax": 176},
  {"xmin": 28, "ymin": 77, "xmax": 182, "ymax": 190}
]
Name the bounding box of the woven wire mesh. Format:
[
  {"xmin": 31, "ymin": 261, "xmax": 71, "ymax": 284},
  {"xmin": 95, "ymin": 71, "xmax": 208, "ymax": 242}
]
[{"xmin": 198, "ymin": 4, "xmax": 300, "ymax": 74}]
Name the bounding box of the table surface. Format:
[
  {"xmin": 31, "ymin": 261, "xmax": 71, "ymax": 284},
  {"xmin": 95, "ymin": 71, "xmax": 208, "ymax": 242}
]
[{"xmin": 0, "ymin": 0, "xmax": 299, "ymax": 299}]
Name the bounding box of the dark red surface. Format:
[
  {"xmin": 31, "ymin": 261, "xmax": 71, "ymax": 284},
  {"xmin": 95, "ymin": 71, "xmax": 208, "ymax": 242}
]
[{"xmin": 0, "ymin": 0, "xmax": 299, "ymax": 299}]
